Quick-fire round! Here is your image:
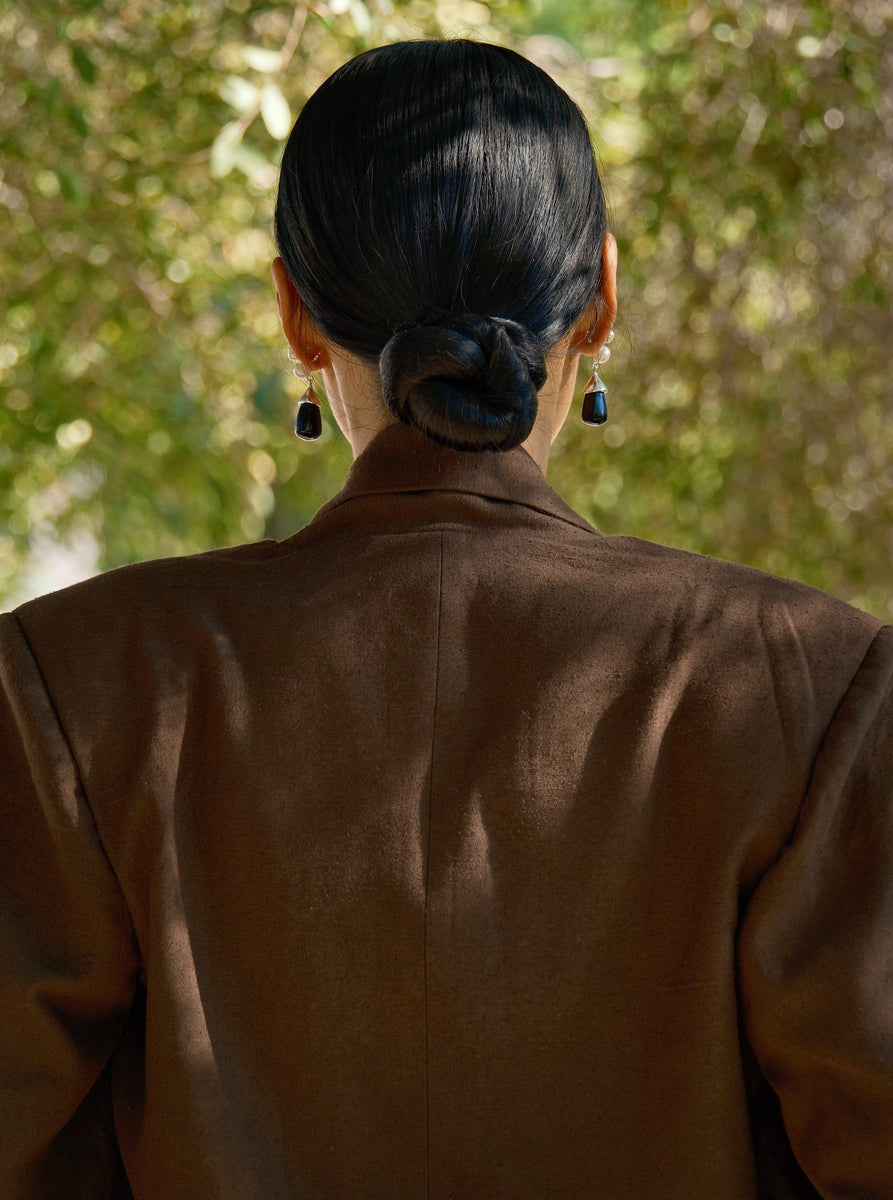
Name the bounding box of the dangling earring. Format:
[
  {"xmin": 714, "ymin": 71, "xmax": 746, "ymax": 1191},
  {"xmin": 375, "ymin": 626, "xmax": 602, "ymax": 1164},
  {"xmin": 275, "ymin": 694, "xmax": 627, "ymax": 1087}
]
[
  {"xmin": 582, "ymin": 329, "xmax": 614, "ymax": 427},
  {"xmin": 288, "ymin": 348, "xmax": 322, "ymax": 440}
]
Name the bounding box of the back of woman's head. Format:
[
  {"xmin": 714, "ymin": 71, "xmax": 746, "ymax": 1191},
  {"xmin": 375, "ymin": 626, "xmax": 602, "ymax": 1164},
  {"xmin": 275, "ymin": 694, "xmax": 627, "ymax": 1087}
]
[{"xmin": 275, "ymin": 39, "xmax": 607, "ymax": 451}]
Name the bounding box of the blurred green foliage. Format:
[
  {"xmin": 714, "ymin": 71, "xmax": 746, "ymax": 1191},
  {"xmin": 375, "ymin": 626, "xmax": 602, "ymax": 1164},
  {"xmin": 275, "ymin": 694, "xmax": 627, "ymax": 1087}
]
[{"xmin": 1, "ymin": 0, "xmax": 891, "ymax": 616}]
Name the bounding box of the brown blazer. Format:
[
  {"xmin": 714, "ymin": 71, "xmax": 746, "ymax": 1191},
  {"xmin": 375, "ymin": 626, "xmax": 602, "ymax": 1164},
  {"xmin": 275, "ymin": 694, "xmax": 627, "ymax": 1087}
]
[{"xmin": 2, "ymin": 423, "xmax": 892, "ymax": 1199}]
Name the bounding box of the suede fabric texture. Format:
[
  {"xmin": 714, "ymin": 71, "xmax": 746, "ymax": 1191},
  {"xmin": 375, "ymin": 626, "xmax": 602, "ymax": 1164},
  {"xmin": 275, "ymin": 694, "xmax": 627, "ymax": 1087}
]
[{"xmin": 2, "ymin": 422, "xmax": 893, "ymax": 1199}]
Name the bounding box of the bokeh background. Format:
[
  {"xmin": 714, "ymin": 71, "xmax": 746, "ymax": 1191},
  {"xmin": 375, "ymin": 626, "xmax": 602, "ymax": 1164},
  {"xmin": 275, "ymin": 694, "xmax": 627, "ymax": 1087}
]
[{"xmin": 2, "ymin": 0, "xmax": 891, "ymax": 615}]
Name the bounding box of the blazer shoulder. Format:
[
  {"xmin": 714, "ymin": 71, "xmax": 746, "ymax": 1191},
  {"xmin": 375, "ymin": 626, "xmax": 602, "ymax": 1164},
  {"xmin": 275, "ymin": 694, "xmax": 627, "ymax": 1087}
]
[
  {"xmin": 13, "ymin": 538, "xmax": 283, "ymax": 626},
  {"xmin": 582, "ymin": 533, "xmax": 886, "ymax": 707},
  {"xmin": 606, "ymin": 531, "xmax": 881, "ymax": 628}
]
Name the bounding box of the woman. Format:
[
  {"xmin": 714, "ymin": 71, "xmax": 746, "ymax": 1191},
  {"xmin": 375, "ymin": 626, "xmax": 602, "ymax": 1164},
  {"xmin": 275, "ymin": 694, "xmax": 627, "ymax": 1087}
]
[{"xmin": 1, "ymin": 39, "xmax": 892, "ymax": 1200}]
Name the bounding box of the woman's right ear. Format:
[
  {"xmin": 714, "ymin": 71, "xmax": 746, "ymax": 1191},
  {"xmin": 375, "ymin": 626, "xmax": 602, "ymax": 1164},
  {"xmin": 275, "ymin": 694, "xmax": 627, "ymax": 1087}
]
[{"xmin": 272, "ymin": 258, "xmax": 331, "ymax": 368}]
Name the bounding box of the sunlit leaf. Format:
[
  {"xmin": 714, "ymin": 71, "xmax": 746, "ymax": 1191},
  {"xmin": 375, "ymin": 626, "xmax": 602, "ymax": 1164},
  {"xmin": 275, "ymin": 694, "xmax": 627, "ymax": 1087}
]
[
  {"xmin": 260, "ymin": 83, "xmax": 292, "ymax": 140},
  {"xmin": 242, "ymin": 46, "xmax": 283, "ymax": 72},
  {"xmin": 219, "ymin": 75, "xmax": 260, "ymax": 115},
  {"xmin": 350, "ymin": 0, "xmax": 372, "ymax": 37},
  {"xmin": 231, "ymin": 142, "xmax": 278, "ymax": 187},
  {"xmin": 209, "ymin": 121, "xmax": 245, "ymax": 178}
]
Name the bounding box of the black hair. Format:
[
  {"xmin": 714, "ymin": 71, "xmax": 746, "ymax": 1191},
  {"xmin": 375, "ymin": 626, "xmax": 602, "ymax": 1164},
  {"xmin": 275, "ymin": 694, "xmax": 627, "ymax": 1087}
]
[{"xmin": 275, "ymin": 39, "xmax": 607, "ymax": 451}]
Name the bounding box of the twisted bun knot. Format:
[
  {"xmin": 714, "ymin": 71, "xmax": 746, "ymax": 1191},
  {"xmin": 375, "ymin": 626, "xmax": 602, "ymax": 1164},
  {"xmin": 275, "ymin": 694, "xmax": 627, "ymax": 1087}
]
[{"xmin": 379, "ymin": 312, "xmax": 547, "ymax": 451}]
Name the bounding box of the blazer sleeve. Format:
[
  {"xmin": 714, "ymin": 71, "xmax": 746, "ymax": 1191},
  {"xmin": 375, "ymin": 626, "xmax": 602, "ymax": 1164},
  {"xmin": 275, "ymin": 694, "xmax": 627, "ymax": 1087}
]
[
  {"xmin": 0, "ymin": 613, "xmax": 138, "ymax": 1199},
  {"xmin": 738, "ymin": 623, "xmax": 893, "ymax": 1199}
]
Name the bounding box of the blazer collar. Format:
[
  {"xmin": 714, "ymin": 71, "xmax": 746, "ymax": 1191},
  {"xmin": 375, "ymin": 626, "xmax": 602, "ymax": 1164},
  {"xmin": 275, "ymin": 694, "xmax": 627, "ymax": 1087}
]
[{"xmin": 310, "ymin": 422, "xmax": 596, "ymax": 534}]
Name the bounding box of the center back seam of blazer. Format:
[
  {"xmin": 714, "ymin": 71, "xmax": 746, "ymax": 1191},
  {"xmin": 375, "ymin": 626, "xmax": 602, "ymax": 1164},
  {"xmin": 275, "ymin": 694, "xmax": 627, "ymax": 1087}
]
[{"xmin": 424, "ymin": 531, "xmax": 444, "ymax": 1199}]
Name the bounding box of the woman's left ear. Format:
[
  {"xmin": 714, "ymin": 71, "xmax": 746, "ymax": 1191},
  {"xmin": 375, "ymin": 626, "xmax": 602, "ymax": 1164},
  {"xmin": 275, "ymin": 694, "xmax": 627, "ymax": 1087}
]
[
  {"xmin": 272, "ymin": 257, "xmax": 331, "ymax": 368},
  {"xmin": 570, "ymin": 232, "xmax": 618, "ymax": 352}
]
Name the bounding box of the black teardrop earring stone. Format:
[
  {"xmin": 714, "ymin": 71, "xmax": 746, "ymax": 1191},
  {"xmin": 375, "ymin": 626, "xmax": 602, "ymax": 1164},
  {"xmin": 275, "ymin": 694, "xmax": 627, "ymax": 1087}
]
[
  {"xmin": 295, "ymin": 399, "xmax": 322, "ymax": 440},
  {"xmin": 582, "ymin": 388, "xmax": 608, "ymax": 426}
]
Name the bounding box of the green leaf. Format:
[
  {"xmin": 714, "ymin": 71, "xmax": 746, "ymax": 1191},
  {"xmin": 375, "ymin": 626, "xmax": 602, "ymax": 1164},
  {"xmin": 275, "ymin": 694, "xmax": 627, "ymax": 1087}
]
[
  {"xmin": 71, "ymin": 44, "xmax": 97, "ymax": 85},
  {"xmin": 43, "ymin": 77, "xmax": 61, "ymax": 112},
  {"xmin": 58, "ymin": 168, "xmax": 88, "ymax": 206},
  {"xmin": 66, "ymin": 103, "xmax": 89, "ymax": 138}
]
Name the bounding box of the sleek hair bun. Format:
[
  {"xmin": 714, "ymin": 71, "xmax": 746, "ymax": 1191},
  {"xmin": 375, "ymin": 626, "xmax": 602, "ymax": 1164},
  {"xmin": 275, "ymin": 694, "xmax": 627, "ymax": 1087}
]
[
  {"xmin": 275, "ymin": 39, "xmax": 608, "ymax": 452},
  {"xmin": 379, "ymin": 314, "xmax": 546, "ymax": 451}
]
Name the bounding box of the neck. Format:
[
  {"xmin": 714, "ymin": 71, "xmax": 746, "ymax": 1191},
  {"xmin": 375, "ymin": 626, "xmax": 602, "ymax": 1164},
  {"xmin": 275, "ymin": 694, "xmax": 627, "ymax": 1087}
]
[{"xmin": 317, "ymin": 343, "xmax": 581, "ymax": 473}]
